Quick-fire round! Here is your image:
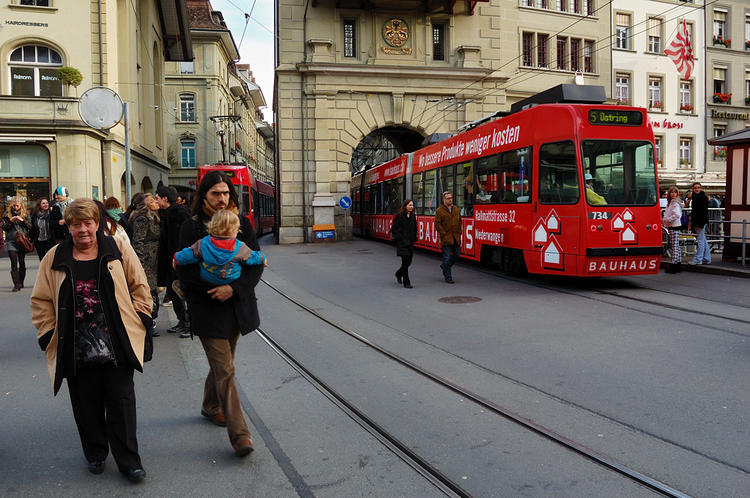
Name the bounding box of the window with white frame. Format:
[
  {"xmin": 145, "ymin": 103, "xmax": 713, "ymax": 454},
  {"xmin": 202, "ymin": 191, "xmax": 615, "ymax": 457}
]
[
  {"xmin": 583, "ymin": 40, "xmax": 593, "ymax": 72},
  {"xmin": 679, "ymin": 80, "xmax": 693, "ymax": 112},
  {"xmin": 179, "ymin": 94, "xmax": 195, "ymax": 122},
  {"xmin": 713, "ymin": 125, "xmax": 727, "ymax": 161},
  {"xmin": 713, "ymin": 67, "xmax": 727, "ymax": 95},
  {"xmin": 648, "ymin": 76, "xmax": 663, "ymax": 110},
  {"xmin": 571, "ymin": 0, "xmax": 581, "ymax": 14},
  {"xmin": 615, "ymin": 73, "xmax": 630, "ymax": 104},
  {"xmin": 344, "ymin": 20, "xmax": 356, "ymax": 57},
  {"xmin": 536, "ymin": 0, "xmax": 548, "ymax": 8},
  {"xmin": 713, "ymin": 10, "xmax": 726, "ymax": 40},
  {"xmin": 654, "ymin": 135, "xmax": 662, "ymax": 168},
  {"xmin": 584, "ymin": 0, "xmax": 593, "ymax": 16},
  {"xmin": 522, "ymin": 32, "xmax": 534, "ymax": 66},
  {"xmin": 746, "ymin": 70, "xmax": 750, "ymax": 103},
  {"xmin": 20, "ymin": 0, "xmax": 50, "ymax": 5},
  {"xmin": 616, "ymin": 13, "xmax": 631, "ymax": 50},
  {"xmin": 570, "ymin": 38, "xmax": 581, "ymax": 71},
  {"xmin": 647, "ymin": 18, "xmax": 662, "ymax": 53},
  {"xmin": 8, "ymin": 44, "xmax": 63, "ymax": 96},
  {"xmin": 556, "ymin": 0, "xmax": 566, "ymax": 12},
  {"xmin": 679, "ymin": 138, "xmax": 692, "ymax": 168},
  {"xmin": 557, "ymin": 37, "xmax": 567, "ymax": 70},
  {"xmin": 180, "ymin": 139, "xmax": 196, "ymax": 168},
  {"xmin": 180, "ymin": 61, "xmax": 194, "ymax": 74},
  {"xmin": 537, "ymin": 34, "xmax": 549, "ymax": 68},
  {"xmin": 746, "ymin": 15, "xmax": 750, "ymax": 50}
]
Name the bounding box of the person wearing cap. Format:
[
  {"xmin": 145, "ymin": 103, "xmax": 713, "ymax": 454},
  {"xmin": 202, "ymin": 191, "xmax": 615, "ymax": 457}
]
[
  {"xmin": 584, "ymin": 173, "xmax": 607, "ymax": 205},
  {"xmin": 50, "ymin": 186, "xmax": 73, "ymax": 243},
  {"xmin": 155, "ymin": 186, "xmax": 191, "ymax": 335}
]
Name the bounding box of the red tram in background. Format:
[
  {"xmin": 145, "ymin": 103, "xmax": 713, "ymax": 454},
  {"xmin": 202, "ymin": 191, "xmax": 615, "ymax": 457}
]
[
  {"xmin": 352, "ymin": 85, "xmax": 663, "ymax": 277},
  {"xmin": 197, "ymin": 163, "xmax": 276, "ymax": 236}
]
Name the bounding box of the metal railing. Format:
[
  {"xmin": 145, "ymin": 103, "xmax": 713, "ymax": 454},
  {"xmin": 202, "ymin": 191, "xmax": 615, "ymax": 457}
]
[{"xmin": 661, "ymin": 207, "xmax": 748, "ymax": 265}]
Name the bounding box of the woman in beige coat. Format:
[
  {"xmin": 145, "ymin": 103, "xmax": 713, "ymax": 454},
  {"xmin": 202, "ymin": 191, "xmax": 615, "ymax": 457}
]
[{"xmin": 30, "ymin": 198, "xmax": 153, "ymax": 483}]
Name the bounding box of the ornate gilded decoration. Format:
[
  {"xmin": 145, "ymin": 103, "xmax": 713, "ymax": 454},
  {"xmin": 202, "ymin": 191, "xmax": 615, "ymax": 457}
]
[{"xmin": 383, "ymin": 18, "xmax": 409, "ymax": 47}]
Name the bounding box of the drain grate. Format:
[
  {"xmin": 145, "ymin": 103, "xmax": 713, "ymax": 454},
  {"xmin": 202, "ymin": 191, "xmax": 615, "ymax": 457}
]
[{"xmin": 438, "ymin": 296, "xmax": 482, "ymax": 304}]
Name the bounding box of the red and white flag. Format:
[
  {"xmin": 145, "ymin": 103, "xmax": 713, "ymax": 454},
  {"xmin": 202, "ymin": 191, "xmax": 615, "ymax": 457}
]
[{"xmin": 664, "ymin": 19, "xmax": 694, "ymax": 80}]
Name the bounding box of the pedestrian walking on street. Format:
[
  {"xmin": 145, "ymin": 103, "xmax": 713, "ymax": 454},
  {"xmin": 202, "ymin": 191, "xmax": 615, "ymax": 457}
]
[
  {"xmin": 30, "ymin": 198, "xmax": 152, "ymax": 483},
  {"xmin": 662, "ymin": 186, "xmax": 683, "ymax": 273},
  {"xmin": 391, "ymin": 199, "xmax": 417, "ymax": 288},
  {"xmin": 156, "ymin": 186, "xmax": 191, "ymax": 336},
  {"xmin": 49, "ymin": 186, "xmax": 73, "ymax": 244},
  {"xmin": 435, "ymin": 191, "xmax": 461, "ymax": 283},
  {"xmin": 104, "ymin": 196, "xmax": 124, "ymax": 224},
  {"xmin": 129, "ymin": 193, "xmax": 161, "ymax": 336},
  {"xmin": 2, "ymin": 196, "xmax": 32, "ymax": 291},
  {"xmin": 31, "ymin": 197, "xmax": 55, "ymax": 260},
  {"xmin": 176, "ymin": 171, "xmax": 263, "ymax": 458},
  {"xmin": 686, "ymin": 182, "xmax": 711, "ymax": 265},
  {"xmin": 94, "ymin": 200, "xmax": 130, "ymax": 247}
]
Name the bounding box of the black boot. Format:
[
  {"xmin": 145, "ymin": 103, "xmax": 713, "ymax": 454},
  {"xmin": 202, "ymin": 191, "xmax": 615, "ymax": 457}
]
[
  {"xmin": 403, "ymin": 274, "xmax": 412, "ymax": 289},
  {"xmin": 395, "ymin": 270, "xmax": 402, "ymax": 284},
  {"xmin": 10, "ymin": 270, "xmax": 21, "ymax": 291},
  {"xmin": 673, "ymin": 262, "xmax": 682, "ymax": 273},
  {"xmin": 19, "ymin": 268, "xmax": 26, "ymax": 289}
]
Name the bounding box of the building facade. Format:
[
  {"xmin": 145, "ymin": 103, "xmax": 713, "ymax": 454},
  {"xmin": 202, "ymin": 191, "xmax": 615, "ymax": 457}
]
[
  {"xmin": 163, "ymin": 1, "xmax": 275, "ymax": 197},
  {"xmin": 704, "ymin": 1, "xmax": 750, "ymax": 188},
  {"xmin": 276, "ymin": 0, "xmax": 612, "ymax": 243},
  {"xmin": 0, "ymin": 0, "xmax": 191, "ymax": 213},
  {"xmin": 612, "ymin": 0, "xmax": 706, "ymax": 190}
]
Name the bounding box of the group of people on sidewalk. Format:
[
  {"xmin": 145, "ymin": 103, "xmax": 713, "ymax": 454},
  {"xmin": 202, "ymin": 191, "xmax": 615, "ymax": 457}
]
[
  {"xmin": 21, "ymin": 171, "xmax": 266, "ymax": 484},
  {"xmin": 662, "ymin": 181, "xmax": 712, "ymax": 273},
  {"xmin": 390, "ymin": 190, "xmax": 462, "ymax": 288}
]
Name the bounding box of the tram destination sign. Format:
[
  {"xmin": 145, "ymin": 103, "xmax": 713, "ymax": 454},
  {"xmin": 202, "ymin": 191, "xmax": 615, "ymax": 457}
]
[{"xmin": 588, "ymin": 109, "xmax": 643, "ymax": 126}]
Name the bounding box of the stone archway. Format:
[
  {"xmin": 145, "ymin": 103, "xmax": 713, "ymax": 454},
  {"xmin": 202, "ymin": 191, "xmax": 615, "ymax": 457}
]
[
  {"xmin": 350, "ymin": 126, "xmax": 425, "ymax": 174},
  {"xmin": 120, "ymin": 172, "xmax": 136, "ymax": 204},
  {"xmin": 141, "ymin": 176, "xmax": 154, "ymax": 193}
]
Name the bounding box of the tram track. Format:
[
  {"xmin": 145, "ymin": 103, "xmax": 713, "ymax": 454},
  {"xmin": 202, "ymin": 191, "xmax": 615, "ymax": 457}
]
[
  {"xmin": 473, "ymin": 266, "xmax": 750, "ymax": 337},
  {"xmin": 259, "ymin": 277, "xmax": 692, "ymax": 498}
]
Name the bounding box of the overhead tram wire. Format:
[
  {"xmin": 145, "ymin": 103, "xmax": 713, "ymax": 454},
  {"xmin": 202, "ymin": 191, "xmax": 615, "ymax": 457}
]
[
  {"xmin": 414, "ymin": 0, "xmax": 713, "ymax": 130},
  {"xmin": 488, "ymin": 0, "xmax": 713, "ymax": 112}
]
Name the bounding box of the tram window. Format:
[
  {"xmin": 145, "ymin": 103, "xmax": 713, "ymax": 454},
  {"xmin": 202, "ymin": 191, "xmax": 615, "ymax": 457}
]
[
  {"xmin": 456, "ymin": 161, "xmax": 473, "ymax": 216},
  {"xmin": 412, "ymin": 172, "xmax": 423, "ymax": 213},
  {"xmin": 581, "ymin": 140, "xmax": 657, "ymax": 206},
  {"xmin": 539, "ymin": 141, "xmax": 579, "ymax": 204},
  {"xmin": 384, "ymin": 178, "xmax": 403, "ymax": 214},
  {"xmin": 423, "ymin": 170, "xmax": 438, "ymax": 215},
  {"xmin": 475, "ymin": 154, "xmax": 500, "ymax": 204},
  {"xmin": 498, "ymin": 147, "xmax": 532, "ymax": 203},
  {"xmin": 438, "ymin": 165, "xmax": 455, "ymax": 204}
]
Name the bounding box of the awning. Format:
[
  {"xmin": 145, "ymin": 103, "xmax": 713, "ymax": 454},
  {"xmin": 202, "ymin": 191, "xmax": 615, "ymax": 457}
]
[
  {"xmin": 0, "ymin": 134, "xmax": 56, "ymax": 143},
  {"xmin": 156, "ymin": 0, "xmax": 193, "ymax": 61}
]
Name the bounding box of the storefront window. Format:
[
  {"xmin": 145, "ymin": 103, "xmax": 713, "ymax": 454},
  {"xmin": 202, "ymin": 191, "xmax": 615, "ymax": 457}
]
[{"xmin": 0, "ymin": 145, "xmax": 50, "ymax": 214}]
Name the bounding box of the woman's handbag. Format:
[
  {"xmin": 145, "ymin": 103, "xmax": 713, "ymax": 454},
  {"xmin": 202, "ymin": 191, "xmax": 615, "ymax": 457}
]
[{"xmin": 16, "ymin": 231, "xmax": 34, "ymax": 253}]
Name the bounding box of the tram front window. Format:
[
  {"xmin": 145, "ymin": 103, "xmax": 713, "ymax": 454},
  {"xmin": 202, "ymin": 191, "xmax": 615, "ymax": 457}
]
[{"xmin": 581, "ymin": 140, "xmax": 657, "ymax": 206}]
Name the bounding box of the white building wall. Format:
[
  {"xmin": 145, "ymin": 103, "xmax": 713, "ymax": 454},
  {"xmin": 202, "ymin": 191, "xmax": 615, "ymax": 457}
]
[{"xmin": 612, "ymin": 0, "xmax": 705, "ymax": 187}]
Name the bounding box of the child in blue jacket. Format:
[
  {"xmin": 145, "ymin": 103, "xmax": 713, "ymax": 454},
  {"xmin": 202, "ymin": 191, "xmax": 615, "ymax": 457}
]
[{"xmin": 174, "ymin": 209, "xmax": 266, "ymax": 285}]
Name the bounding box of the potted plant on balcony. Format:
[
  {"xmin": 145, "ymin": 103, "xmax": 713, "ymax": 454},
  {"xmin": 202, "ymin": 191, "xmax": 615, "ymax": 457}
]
[
  {"xmin": 650, "ymin": 101, "xmax": 663, "ymax": 111},
  {"xmin": 680, "ymin": 103, "xmax": 693, "ymax": 112},
  {"xmin": 615, "ymin": 98, "xmax": 629, "ymax": 106},
  {"xmin": 745, "ymin": 96, "xmax": 750, "ymax": 106},
  {"xmin": 57, "ymin": 66, "xmax": 82, "ymax": 95},
  {"xmin": 746, "ymin": 39, "xmax": 750, "ymax": 50},
  {"xmin": 713, "ymin": 92, "xmax": 732, "ymax": 103},
  {"xmin": 713, "ymin": 35, "xmax": 731, "ymax": 48}
]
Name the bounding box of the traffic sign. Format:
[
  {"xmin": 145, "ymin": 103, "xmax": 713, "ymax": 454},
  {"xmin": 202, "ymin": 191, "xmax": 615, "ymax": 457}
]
[{"xmin": 339, "ymin": 196, "xmax": 352, "ymax": 210}]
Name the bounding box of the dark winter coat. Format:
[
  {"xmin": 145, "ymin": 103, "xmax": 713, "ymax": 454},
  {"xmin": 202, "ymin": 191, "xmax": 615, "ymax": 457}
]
[
  {"xmin": 176, "ymin": 211, "xmax": 262, "ymax": 339},
  {"xmin": 30, "ymin": 232, "xmax": 153, "ymax": 395},
  {"xmin": 2, "ymin": 209, "xmax": 32, "ymax": 252},
  {"xmin": 690, "ymin": 190, "xmax": 709, "ymax": 228},
  {"xmin": 31, "ymin": 210, "xmax": 52, "ymax": 244},
  {"xmin": 157, "ymin": 202, "xmax": 191, "ymax": 286},
  {"xmin": 49, "ymin": 201, "xmax": 70, "ymax": 242},
  {"xmin": 130, "ymin": 207, "xmax": 160, "ymax": 289},
  {"xmin": 391, "ymin": 212, "xmax": 417, "ymax": 257}
]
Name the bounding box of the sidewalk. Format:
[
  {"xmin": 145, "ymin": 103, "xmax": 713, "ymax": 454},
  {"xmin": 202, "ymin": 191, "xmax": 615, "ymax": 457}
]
[{"xmin": 660, "ymin": 257, "xmax": 750, "ymax": 278}]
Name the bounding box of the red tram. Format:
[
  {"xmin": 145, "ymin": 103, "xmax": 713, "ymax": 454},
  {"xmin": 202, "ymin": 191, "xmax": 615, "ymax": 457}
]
[
  {"xmin": 197, "ymin": 163, "xmax": 276, "ymax": 236},
  {"xmin": 351, "ymin": 85, "xmax": 663, "ymax": 277}
]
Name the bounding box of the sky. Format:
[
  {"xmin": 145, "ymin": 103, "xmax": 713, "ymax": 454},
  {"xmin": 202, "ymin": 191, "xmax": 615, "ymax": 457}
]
[{"xmin": 210, "ymin": 0, "xmax": 275, "ymax": 122}]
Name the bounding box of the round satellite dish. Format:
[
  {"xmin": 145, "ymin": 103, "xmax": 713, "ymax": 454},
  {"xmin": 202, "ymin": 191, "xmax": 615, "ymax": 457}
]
[{"xmin": 79, "ymin": 87, "xmax": 123, "ymax": 130}]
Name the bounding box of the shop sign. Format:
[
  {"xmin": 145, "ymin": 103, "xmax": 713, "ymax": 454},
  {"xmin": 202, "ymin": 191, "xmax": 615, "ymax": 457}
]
[{"xmin": 711, "ymin": 109, "xmax": 749, "ymax": 121}]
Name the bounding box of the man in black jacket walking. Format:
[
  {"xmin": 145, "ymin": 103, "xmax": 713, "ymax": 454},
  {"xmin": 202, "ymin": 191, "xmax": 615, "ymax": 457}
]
[
  {"xmin": 175, "ymin": 171, "xmax": 262, "ymax": 458},
  {"xmin": 155, "ymin": 186, "xmax": 191, "ymax": 335},
  {"xmin": 687, "ymin": 182, "xmax": 711, "ymax": 265}
]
